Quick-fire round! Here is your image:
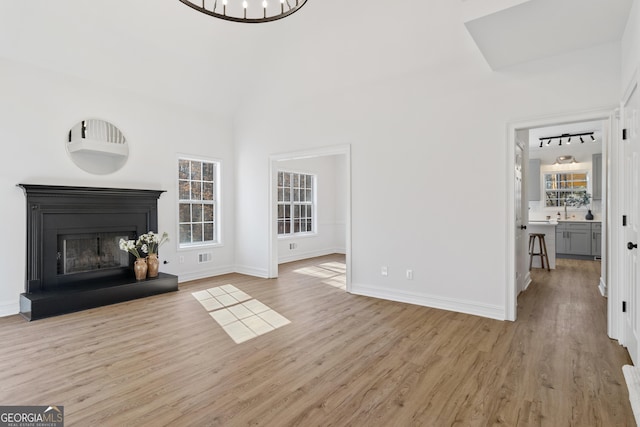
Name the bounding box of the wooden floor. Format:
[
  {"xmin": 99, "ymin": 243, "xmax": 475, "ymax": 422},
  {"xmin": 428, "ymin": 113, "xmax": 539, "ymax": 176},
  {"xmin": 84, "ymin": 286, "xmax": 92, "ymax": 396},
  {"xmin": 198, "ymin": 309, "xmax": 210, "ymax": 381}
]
[{"xmin": 0, "ymin": 255, "xmax": 634, "ymax": 426}]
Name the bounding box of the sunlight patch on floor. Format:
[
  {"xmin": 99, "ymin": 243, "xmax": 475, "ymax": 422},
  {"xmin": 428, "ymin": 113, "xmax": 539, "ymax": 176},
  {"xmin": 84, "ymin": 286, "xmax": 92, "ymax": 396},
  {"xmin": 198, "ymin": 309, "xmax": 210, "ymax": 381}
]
[
  {"xmin": 192, "ymin": 285, "xmax": 290, "ymax": 344},
  {"xmin": 293, "ymin": 261, "xmax": 346, "ymax": 290}
]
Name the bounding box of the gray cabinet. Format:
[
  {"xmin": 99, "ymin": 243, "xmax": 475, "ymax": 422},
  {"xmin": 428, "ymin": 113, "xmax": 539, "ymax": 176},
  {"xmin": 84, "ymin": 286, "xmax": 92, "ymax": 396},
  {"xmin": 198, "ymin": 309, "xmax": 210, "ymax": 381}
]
[
  {"xmin": 556, "ymin": 222, "xmax": 592, "ymax": 256},
  {"xmin": 592, "ymin": 153, "xmax": 602, "ymax": 200},
  {"xmin": 528, "ymin": 159, "xmax": 541, "ymax": 201},
  {"xmin": 592, "ymin": 223, "xmax": 602, "ymax": 257}
]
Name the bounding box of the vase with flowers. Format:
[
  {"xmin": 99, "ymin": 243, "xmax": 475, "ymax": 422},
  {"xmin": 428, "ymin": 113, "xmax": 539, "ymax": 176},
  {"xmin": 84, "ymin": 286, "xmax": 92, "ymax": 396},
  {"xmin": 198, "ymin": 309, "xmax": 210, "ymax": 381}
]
[
  {"xmin": 565, "ymin": 192, "xmax": 593, "ymax": 220},
  {"xmin": 119, "ymin": 238, "xmax": 148, "ymax": 280},
  {"xmin": 137, "ymin": 231, "xmax": 169, "ymax": 278}
]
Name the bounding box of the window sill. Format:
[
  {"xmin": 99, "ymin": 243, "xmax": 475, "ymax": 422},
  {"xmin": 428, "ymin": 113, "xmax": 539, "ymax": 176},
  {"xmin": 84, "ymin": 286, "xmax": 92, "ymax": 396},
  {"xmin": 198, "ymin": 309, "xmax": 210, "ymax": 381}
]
[{"xmin": 278, "ymin": 233, "xmax": 317, "ymax": 240}]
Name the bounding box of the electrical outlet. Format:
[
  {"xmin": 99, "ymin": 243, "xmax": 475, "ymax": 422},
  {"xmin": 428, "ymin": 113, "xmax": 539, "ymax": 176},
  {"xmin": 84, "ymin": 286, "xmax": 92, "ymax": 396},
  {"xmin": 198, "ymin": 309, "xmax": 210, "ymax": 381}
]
[
  {"xmin": 406, "ymin": 269, "xmax": 413, "ymax": 280},
  {"xmin": 381, "ymin": 266, "xmax": 388, "ymax": 276}
]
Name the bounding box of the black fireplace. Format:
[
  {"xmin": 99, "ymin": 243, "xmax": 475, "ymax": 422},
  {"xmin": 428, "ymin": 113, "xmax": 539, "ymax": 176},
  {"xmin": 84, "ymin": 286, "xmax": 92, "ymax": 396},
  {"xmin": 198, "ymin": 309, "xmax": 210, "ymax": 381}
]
[{"xmin": 18, "ymin": 184, "xmax": 178, "ymax": 320}]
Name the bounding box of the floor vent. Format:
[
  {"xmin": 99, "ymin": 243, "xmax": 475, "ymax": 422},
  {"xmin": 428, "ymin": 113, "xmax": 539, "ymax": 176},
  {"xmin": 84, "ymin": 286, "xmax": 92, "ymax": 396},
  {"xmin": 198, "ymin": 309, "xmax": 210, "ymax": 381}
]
[{"xmin": 198, "ymin": 252, "xmax": 213, "ymax": 263}]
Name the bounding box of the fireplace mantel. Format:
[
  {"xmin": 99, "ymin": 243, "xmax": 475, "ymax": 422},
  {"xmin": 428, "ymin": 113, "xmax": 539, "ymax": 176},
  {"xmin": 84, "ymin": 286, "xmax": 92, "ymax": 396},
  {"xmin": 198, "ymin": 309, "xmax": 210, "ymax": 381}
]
[{"xmin": 18, "ymin": 184, "xmax": 178, "ymax": 320}]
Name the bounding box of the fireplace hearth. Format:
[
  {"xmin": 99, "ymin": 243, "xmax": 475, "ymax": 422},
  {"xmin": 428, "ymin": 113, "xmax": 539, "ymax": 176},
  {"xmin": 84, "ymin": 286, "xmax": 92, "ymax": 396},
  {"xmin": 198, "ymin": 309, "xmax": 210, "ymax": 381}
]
[{"xmin": 18, "ymin": 184, "xmax": 178, "ymax": 320}]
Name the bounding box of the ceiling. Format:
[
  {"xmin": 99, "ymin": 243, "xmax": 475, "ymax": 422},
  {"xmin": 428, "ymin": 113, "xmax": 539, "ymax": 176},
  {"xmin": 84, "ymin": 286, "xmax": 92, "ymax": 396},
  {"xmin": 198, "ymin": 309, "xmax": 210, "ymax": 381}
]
[
  {"xmin": 0, "ymin": 1, "xmax": 634, "ymax": 116},
  {"xmin": 465, "ymin": 0, "xmax": 634, "ymax": 70}
]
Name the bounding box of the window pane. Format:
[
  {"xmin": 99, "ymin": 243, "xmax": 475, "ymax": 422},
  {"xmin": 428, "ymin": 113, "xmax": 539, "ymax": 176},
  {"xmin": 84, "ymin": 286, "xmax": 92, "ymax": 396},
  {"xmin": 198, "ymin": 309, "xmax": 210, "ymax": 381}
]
[
  {"xmin": 203, "ymin": 182, "xmax": 214, "ymax": 200},
  {"xmin": 294, "ymin": 220, "xmax": 300, "ymax": 233},
  {"xmin": 179, "ymin": 180, "xmax": 190, "ymax": 200},
  {"xmin": 284, "ymin": 187, "xmax": 290, "ymax": 202},
  {"xmin": 294, "ymin": 205, "xmax": 300, "ymax": 218},
  {"xmin": 179, "ymin": 203, "xmax": 191, "ymax": 222},
  {"xmin": 191, "ymin": 182, "xmax": 202, "ymax": 200},
  {"xmin": 293, "ymin": 174, "xmax": 299, "ymax": 187},
  {"xmin": 191, "ymin": 161, "xmax": 202, "ymax": 180},
  {"xmin": 306, "ymin": 175, "xmax": 313, "ymax": 188},
  {"xmin": 179, "ymin": 224, "xmax": 191, "ymax": 243},
  {"xmin": 284, "ymin": 205, "xmax": 290, "ymax": 218},
  {"xmin": 278, "ymin": 221, "xmax": 285, "ymax": 234},
  {"xmin": 306, "ymin": 190, "xmax": 312, "ymax": 201},
  {"xmin": 179, "ymin": 160, "xmax": 190, "ymax": 180},
  {"xmin": 192, "ymin": 224, "xmax": 203, "ymax": 242},
  {"xmin": 284, "ymin": 222, "xmax": 291, "ymax": 234},
  {"xmin": 203, "ymin": 204, "xmax": 214, "ymax": 221},
  {"xmin": 294, "ymin": 189, "xmax": 300, "ymax": 202},
  {"xmin": 204, "ymin": 223, "xmax": 214, "ymax": 241},
  {"xmin": 203, "ymin": 162, "xmax": 214, "ymax": 181},
  {"xmin": 192, "ymin": 204, "xmax": 203, "ymax": 222},
  {"xmin": 278, "ymin": 172, "xmax": 284, "ymax": 186},
  {"xmin": 283, "ymin": 173, "xmax": 290, "ymax": 187},
  {"xmin": 307, "ymin": 219, "xmax": 313, "ymax": 232}
]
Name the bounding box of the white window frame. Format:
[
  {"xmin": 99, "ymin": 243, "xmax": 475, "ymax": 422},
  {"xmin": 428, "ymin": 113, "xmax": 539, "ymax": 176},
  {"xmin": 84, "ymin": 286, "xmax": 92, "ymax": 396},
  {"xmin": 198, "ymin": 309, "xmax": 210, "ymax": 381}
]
[
  {"xmin": 177, "ymin": 156, "xmax": 221, "ymax": 249},
  {"xmin": 277, "ymin": 170, "xmax": 316, "ymax": 238}
]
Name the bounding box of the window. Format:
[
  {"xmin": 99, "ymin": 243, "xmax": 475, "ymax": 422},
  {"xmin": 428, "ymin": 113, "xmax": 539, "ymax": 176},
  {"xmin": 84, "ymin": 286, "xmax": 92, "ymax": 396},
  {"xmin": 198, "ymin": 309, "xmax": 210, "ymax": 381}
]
[
  {"xmin": 277, "ymin": 171, "xmax": 314, "ymax": 235},
  {"xmin": 544, "ymin": 171, "xmax": 588, "ymax": 207},
  {"xmin": 178, "ymin": 158, "xmax": 219, "ymax": 247}
]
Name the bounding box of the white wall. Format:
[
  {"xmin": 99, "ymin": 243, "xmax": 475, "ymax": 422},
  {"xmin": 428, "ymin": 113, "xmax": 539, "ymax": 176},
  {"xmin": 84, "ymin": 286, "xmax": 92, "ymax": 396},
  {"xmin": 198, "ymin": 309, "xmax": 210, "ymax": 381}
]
[
  {"xmin": 234, "ymin": 42, "xmax": 621, "ymax": 320},
  {"xmin": 0, "ymin": 59, "xmax": 236, "ymax": 316},
  {"xmin": 276, "ymin": 155, "xmax": 347, "ymax": 264},
  {"xmin": 622, "ymin": 0, "xmax": 640, "ymax": 91}
]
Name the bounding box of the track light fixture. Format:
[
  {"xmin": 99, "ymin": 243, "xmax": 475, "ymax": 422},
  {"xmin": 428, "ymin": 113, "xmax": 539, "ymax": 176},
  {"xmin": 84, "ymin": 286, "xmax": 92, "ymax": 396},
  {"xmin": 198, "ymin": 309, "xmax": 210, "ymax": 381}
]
[{"xmin": 537, "ymin": 132, "xmax": 595, "ymax": 148}]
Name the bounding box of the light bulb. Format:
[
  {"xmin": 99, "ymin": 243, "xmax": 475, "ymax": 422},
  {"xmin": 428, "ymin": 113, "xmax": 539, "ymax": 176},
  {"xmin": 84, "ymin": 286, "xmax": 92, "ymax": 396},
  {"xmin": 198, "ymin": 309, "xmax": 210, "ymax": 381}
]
[
  {"xmin": 263, "ymin": 0, "xmax": 268, "ymax": 6},
  {"xmin": 243, "ymin": 0, "xmax": 248, "ymax": 8}
]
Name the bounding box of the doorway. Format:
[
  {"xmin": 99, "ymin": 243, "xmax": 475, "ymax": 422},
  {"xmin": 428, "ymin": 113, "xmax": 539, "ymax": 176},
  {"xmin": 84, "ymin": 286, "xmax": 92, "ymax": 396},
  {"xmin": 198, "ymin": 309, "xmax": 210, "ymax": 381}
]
[
  {"xmin": 268, "ymin": 145, "xmax": 352, "ymax": 292},
  {"xmin": 507, "ymin": 110, "xmax": 613, "ymax": 322}
]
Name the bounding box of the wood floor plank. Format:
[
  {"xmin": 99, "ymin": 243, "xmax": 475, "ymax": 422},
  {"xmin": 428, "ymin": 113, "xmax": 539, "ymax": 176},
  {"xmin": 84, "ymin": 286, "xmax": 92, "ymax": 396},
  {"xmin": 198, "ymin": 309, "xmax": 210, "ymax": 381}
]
[{"xmin": 0, "ymin": 255, "xmax": 634, "ymax": 426}]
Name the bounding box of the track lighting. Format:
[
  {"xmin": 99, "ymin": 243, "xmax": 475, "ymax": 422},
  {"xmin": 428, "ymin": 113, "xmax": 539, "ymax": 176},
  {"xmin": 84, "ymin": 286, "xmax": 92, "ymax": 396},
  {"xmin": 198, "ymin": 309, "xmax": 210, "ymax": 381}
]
[{"xmin": 537, "ymin": 132, "xmax": 595, "ymax": 148}]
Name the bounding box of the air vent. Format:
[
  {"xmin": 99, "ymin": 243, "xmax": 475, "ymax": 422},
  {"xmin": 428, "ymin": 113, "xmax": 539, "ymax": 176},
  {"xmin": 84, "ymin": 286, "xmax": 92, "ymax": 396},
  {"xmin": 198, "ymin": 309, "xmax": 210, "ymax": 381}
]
[{"xmin": 198, "ymin": 252, "xmax": 213, "ymax": 263}]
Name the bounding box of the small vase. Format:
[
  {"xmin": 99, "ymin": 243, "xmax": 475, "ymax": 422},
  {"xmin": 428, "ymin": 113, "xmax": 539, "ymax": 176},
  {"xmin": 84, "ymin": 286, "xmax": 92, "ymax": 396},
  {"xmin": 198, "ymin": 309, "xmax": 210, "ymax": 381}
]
[
  {"xmin": 585, "ymin": 210, "xmax": 594, "ymax": 220},
  {"xmin": 134, "ymin": 258, "xmax": 148, "ymax": 281},
  {"xmin": 147, "ymin": 253, "xmax": 159, "ymax": 278}
]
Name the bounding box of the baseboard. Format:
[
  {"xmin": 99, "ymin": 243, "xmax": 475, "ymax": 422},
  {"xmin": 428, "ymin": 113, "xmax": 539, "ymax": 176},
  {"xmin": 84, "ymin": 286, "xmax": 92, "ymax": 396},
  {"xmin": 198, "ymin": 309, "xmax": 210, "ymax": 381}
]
[
  {"xmin": 233, "ymin": 265, "xmax": 269, "ymax": 279},
  {"xmin": 350, "ymin": 283, "xmax": 505, "ymax": 320},
  {"xmin": 523, "ymin": 272, "xmax": 532, "ymax": 292},
  {"xmin": 0, "ymin": 300, "xmax": 20, "ymax": 317},
  {"xmin": 177, "ymin": 265, "xmax": 235, "ymax": 283},
  {"xmin": 278, "ymin": 248, "xmax": 344, "ymax": 264},
  {"xmin": 599, "ymin": 276, "xmax": 607, "ymax": 297}
]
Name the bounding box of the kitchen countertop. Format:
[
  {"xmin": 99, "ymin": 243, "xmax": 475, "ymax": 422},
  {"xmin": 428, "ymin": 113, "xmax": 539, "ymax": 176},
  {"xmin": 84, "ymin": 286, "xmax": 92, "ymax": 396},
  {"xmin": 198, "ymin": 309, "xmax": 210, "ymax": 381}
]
[{"xmin": 529, "ymin": 219, "xmax": 601, "ymax": 225}]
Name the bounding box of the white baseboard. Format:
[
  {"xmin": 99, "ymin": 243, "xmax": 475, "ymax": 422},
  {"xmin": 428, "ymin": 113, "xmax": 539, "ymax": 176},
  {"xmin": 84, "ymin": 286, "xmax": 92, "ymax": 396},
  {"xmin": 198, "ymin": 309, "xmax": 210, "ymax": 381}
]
[
  {"xmin": 0, "ymin": 300, "xmax": 20, "ymax": 317},
  {"xmin": 599, "ymin": 276, "xmax": 607, "ymax": 297},
  {"xmin": 234, "ymin": 265, "xmax": 269, "ymax": 279},
  {"xmin": 523, "ymin": 272, "xmax": 532, "ymax": 292},
  {"xmin": 278, "ymin": 248, "xmax": 345, "ymax": 264},
  {"xmin": 350, "ymin": 283, "xmax": 505, "ymax": 320},
  {"xmin": 177, "ymin": 265, "xmax": 235, "ymax": 283}
]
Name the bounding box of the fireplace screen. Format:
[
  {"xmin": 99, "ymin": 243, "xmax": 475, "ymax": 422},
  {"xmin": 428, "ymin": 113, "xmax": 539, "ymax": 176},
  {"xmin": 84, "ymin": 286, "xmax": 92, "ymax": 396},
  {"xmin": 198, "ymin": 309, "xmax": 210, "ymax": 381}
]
[{"xmin": 58, "ymin": 232, "xmax": 130, "ymax": 275}]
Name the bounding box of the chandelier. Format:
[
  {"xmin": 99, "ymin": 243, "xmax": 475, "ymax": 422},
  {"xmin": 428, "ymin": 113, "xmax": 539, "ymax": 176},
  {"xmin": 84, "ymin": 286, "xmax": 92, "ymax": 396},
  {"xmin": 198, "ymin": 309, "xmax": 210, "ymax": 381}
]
[{"xmin": 178, "ymin": 0, "xmax": 308, "ymax": 23}]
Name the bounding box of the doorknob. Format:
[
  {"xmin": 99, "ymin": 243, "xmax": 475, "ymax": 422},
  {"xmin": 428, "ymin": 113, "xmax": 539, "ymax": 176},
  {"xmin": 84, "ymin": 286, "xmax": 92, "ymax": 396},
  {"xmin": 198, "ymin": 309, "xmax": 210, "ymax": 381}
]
[
  {"xmin": 520, "ymin": 225, "xmax": 527, "ymax": 230},
  {"xmin": 628, "ymin": 242, "xmax": 638, "ymax": 250}
]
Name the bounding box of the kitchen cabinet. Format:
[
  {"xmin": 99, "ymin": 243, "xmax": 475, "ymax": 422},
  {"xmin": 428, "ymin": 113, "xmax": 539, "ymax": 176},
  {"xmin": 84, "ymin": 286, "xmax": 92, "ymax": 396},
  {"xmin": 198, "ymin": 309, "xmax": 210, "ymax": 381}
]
[
  {"xmin": 528, "ymin": 159, "xmax": 541, "ymax": 201},
  {"xmin": 556, "ymin": 222, "xmax": 592, "ymax": 256},
  {"xmin": 592, "ymin": 222, "xmax": 602, "ymax": 257},
  {"xmin": 592, "ymin": 153, "xmax": 602, "ymax": 200},
  {"xmin": 556, "ymin": 221, "xmax": 601, "ymax": 257}
]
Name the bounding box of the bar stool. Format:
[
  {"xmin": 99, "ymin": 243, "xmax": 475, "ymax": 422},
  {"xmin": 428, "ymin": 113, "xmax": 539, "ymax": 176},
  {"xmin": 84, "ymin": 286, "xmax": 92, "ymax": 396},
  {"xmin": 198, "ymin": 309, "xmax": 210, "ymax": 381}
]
[{"xmin": 529, "ymin": 233, "xmax": 550, "ymax": 271}]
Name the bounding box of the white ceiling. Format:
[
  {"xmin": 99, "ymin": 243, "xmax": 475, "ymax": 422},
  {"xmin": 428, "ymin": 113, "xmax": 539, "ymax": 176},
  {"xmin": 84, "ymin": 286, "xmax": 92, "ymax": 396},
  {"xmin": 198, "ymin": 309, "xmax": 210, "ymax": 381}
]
[
  {"xmin": 465, "ymin": 0, "xmax": 634, "ymax": 70},
  {"xmin": 0, "ymin": 0, "xmax": 633, "ymax": 116}
]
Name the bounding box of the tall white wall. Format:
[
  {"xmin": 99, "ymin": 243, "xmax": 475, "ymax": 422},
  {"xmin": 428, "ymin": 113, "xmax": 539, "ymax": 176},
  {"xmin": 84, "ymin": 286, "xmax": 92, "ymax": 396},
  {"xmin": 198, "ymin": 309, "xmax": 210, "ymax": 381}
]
[
  {"xmin": 276, "ymin": 155, "xmax": 347, "ymax": 264},
  {"xmin": 234, "ymin": 42, "xmax": 621, "ymax": 320},
  {"xmin": 622, "ymin": 0, "xmax": 640, "ymax": 91},
  {"xmin": 0, "ymin": 59, "xmax": 236, "ymax": 316}
]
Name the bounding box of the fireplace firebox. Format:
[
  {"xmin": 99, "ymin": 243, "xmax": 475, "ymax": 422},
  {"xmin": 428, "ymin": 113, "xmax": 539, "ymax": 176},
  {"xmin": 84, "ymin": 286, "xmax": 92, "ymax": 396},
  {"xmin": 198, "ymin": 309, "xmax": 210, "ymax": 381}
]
[{"xmin": 18, "ymin": 184, "xmax": 178, "ymax": 320}]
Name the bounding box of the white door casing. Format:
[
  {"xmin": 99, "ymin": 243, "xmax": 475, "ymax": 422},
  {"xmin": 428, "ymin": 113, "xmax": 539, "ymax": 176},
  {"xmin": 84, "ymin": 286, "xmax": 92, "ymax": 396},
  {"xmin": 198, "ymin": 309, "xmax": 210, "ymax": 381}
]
[
  {"xmin": 622, "ymin": 77, "xmax": 640, "ymax": 364},
  {"xmin": 515, "ymin": 136, "xmax": 529, "ymax": 295}
]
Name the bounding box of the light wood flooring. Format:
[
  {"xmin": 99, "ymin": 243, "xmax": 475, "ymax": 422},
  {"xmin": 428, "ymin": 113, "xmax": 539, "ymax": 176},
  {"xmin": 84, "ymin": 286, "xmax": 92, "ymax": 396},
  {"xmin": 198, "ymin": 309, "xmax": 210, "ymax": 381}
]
[{"xmin": 0, "ymin": 254, "xmax": 634, "ymax": 426}]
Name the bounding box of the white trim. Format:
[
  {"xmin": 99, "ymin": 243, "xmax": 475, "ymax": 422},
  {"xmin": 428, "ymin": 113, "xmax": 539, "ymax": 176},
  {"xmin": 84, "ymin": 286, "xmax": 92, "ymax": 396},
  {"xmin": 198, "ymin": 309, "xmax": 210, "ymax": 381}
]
[
  {"xmin": 0, "ymin": 300, "xmax": 19, "ymax": 317},
  {"xmin": 507, "ymin": 108, "xmax": 615, "ymax": 322},
  {"xmin": 600, "ymin": 276, "xmax": 607, "ymax": 297},
  {"xmin": 234, "ymin": 265, "xmax": 270, "ymax": 279},
  {"xmin": 351, "ymin": 283, "xmax": 505, "ymax": 321},
  {"xmin": 177, "ymin": 265, "xmax": 236, "ymax": 283},
  {"xmin": 268, "ymin": 145, "xmax": 352, "ymax": 292},
  {"xmin": 278, "ymin": 248, "xmax": 345, "ymax": 264},
  {"xmin": 523, "ymin": 271, "xmax": 532, "ymax": 292}
]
